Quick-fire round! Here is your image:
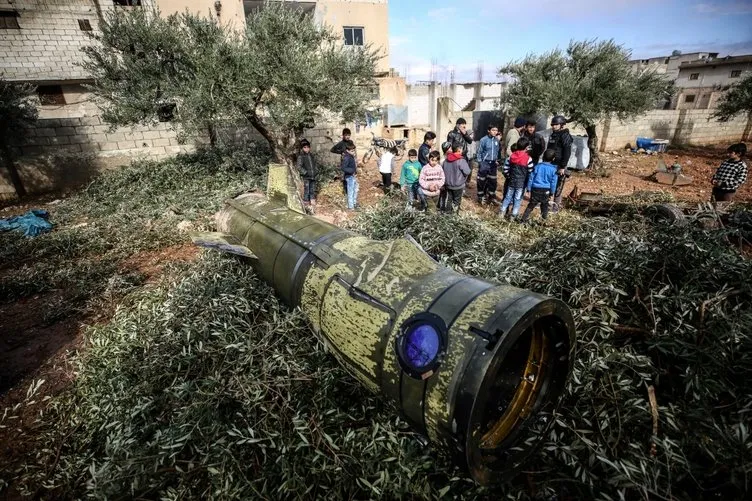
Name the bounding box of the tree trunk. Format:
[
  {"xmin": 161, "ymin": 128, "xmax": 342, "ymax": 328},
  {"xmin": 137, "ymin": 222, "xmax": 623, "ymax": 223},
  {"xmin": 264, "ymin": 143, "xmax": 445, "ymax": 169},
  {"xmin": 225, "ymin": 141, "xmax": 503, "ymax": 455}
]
[
  {"xmin": 585, "ymin": 124, "xmax": 601, "ymax": 169},
  {"xmin": 0, "ymin": 145, "xmax": 26, "ymax": 198},
  {"xmin": 246, "ymin": 114, "xmax": 288, "ymax": 164}
]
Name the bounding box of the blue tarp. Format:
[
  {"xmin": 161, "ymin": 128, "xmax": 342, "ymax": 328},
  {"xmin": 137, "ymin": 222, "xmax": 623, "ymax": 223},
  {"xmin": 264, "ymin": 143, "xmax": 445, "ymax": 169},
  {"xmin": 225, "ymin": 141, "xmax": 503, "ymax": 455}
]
[{"xmin": 0, "ymin": 209, "xmax": 53, "ymax": 237}]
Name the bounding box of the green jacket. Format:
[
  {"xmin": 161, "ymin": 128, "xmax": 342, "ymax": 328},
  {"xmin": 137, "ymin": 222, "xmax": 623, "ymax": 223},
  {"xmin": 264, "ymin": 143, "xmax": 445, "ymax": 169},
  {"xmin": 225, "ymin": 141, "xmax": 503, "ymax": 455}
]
[{"xmin": 399, "ymin": 160, "xmax": 422, "ymax": 186}]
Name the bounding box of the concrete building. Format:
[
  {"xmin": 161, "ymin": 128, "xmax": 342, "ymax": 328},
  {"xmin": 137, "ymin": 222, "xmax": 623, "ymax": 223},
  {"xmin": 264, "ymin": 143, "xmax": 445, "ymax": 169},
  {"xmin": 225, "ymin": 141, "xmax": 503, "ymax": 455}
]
[
  {"xmin": 244, "ymin": 0, "xmax": 390, "ymax": 75},
  {"xmin": 673, "ymin": 54, "xmax": 752, "ymax": 110},
  {"xmin": 630, "ymin": 52, "xmax": 718, "ymax": 81}
]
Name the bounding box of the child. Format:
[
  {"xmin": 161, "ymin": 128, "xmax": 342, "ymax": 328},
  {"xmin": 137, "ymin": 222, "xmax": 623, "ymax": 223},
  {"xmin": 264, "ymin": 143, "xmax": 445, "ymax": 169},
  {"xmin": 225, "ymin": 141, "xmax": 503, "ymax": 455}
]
[
  {"xmin": 341, "ymin": 141, "xmax": 359, "ymax": 210},
  {"xmin": 419, "ymin": 131, "xmax": 436, "ymax": 166},
  {"xmin": 419, "ymin": 151, "xmax": 445, "ymax": 211},
  {"xmin": 476, "ymin": 124, "xmax": 500, "ymax": 204},
  {"xmin": 547, "ymin": 116, "xmax": 573, "ymax": 212},
  {"xmin": 500, "ymin": 137, "xmax": 534, "ymax": 219},
  {"xmin": 520, "ymin": 149, "xmax": 558, "ymax": 223},
  {"xmin": 400, "ymin": 149, "xmax": 424, "ymax": 210},
  {"xmin": 711, "ymin": 143, "xmax": 747, "ymax": 202},
  {"xmin": 376, "ymin": 146, "xmax": 397, "ymax": 194},
  {"xmin": 331, "ymin": 128, "xmax": 352, "ymax": 195},
  {"xmin": 441, "ymin": 144, "xmax": 472, "ymax": 213},
  {"xmin": 296, "ymin": 139, "xmax": 317, "ymax": 214}
]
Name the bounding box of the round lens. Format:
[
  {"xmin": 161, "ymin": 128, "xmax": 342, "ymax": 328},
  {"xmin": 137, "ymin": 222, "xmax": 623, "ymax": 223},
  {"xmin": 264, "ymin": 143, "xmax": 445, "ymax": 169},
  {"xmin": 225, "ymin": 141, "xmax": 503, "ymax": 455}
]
[{"xmin": 404, "ymin": 324, "xmax": 440, "ymax": 369}]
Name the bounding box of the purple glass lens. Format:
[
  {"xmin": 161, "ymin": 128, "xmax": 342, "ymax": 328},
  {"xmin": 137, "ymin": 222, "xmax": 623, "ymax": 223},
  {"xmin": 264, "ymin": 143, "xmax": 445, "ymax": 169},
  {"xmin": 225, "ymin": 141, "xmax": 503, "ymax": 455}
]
[{"xmin": 404, "ymin": 324, "xmax": 440, "ymax": 369}]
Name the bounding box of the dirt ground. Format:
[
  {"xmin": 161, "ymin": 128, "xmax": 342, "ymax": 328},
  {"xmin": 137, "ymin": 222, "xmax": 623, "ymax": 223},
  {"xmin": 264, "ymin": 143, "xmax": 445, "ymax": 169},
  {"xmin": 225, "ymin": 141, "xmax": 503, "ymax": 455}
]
[{"xmin": 316, "ymin": 146, "xmax": 751, "ymax": 223}]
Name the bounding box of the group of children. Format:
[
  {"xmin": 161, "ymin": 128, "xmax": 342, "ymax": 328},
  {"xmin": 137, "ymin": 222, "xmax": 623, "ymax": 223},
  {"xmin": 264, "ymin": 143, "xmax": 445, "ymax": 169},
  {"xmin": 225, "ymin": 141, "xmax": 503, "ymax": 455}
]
[{"xmin": 297, "ymin": 124, "xmax": 748, "ymax": 217}]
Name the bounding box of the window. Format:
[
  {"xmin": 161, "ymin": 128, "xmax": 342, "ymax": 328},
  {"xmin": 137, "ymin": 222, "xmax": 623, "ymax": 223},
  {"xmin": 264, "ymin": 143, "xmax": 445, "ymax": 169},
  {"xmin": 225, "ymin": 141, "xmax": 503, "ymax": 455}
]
[
  {"xmin": 78, "ymin": 19, "xmax": 92, "ymax": 31},
  {"xmin": 113, "ymin": 0, "xmax": 141, "ymax": 6},
  {"xmin": 37, "ymin": 85, "xmax": 66, "ymax": 105},
  {"xmin": 343, "ymin": 26, "xmax": 364, "ymax": 46},
  {"xmin": 684, "ymin": 94, "xmax": 696, "ymax": 103},
  {"xmin": 689, "ymin": 73, "xmax": 700, "ymax": 80},
  {"xmin": 0, "ymin": 11, "xmax": 20, "ymax": 29},
  {"xmin": 730, "ymin": 70, "xmax": 742, "ymax": 78}
]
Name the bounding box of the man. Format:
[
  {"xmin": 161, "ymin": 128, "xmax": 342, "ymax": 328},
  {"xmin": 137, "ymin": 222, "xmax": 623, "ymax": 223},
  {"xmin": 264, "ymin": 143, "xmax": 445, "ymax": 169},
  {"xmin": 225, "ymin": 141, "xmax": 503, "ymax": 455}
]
[
  {"xmin": 524, "ymin": 120, "xmax": 547, "ymax": 165},
  {"xmin": 505, "ymin": 117, "xmax": 527, "ymax": 157},
  {"xmin": 546, "ymin": 115, "xmax": 573, "ymax": 212},
  {"xmin": 446, "ymin": 118, "xmax": 474, "ymax": 193},
  {"xmin": 475, "ymin": 124, "xmax": 500, "ymax": 204}
]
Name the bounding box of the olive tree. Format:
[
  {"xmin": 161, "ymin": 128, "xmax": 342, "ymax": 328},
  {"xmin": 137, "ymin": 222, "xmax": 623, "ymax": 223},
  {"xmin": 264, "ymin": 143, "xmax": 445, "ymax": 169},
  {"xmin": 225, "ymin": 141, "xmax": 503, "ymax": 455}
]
[
  {"xmin": 713, "ymin": 72, "xmax": 752, "ymax": 123},
  {"xmin": 500, "ymin": 40, "xmax": 673, "ymax": 167},
  {"xmin": 0, "ymin": 78, "xmax": 38, "ymax": 197},
  {"xmin": 82, "ymin": 3, "xmax": 378, "ymax": 162}
]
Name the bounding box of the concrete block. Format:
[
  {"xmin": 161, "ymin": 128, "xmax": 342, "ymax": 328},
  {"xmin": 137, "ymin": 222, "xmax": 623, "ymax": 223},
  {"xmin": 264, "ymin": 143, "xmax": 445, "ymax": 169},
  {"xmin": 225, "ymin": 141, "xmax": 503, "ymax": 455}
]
[
  {"xmin": 106, "ymin": 132, "xmax": 125, "ymax": 142},
  {"xmin": 100, "ymin": 142, "xmax": 120, "ymax": 151},
  {"xmin": 152, "ymin": 138, "xmax": 171, "ymax": 147},
  {"xmin": 90, "ymin": 133, "xmax": 107, "ymax": 143},
  {"xmin": 69, "ymin": 135, "xmax": 90, "ymax": 144},
  {"xmin": 79, "ymin": 116, "xmax": 101, "ymax": 126},
  {"xmin": 117, "ymin": 140, "xmax": 138, "ymax": 149},
  {"xmin": 141, "ymin": 130, "xmax": 162, "ymax": 140},
  {"xmin": 49, "ymin": 136, "xmax": 71, "ymax": 145},
  {"xmin": 36, "ymin": 128, "xmax": 56, "ymax": 137},
  {"xmin": 57, "ymin": 127, "xmax": 76, "ymax": 136}
]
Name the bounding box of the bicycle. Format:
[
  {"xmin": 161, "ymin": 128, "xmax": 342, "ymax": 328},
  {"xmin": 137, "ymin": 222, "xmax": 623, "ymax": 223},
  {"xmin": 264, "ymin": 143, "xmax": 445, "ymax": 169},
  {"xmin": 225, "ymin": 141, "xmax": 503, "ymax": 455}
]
[{"xmin": 362, "ymin": 132, "xmax": 408, "ymax": 164}]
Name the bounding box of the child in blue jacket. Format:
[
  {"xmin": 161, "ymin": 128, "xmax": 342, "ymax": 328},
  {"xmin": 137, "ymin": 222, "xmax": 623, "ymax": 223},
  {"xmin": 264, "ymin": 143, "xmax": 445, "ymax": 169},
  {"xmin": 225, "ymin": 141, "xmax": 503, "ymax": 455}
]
[{"xmin": 520, "ymin": 149, "xmax": 558, "ymax": 223}]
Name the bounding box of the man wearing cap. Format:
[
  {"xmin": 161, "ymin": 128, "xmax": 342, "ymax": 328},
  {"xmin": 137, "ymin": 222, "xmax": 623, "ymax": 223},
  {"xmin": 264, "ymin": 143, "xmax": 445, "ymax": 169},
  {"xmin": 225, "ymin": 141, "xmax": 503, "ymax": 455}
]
[{"xmin": 505, "ymin": 117, "xmax": 527, "ymax": 158}]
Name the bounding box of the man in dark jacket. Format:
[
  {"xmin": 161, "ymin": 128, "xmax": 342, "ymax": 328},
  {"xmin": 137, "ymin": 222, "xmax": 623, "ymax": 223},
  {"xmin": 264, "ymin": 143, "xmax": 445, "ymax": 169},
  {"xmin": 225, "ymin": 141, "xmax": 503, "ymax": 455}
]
[
  {"xmin": 331, "ymin": 128, "xmax": 352, "ymax": 195},
  {"xmin": 296, "ymin": 139, "xmax": 317, "ymax": 214},
  {"xmin": 446, "ymin": 118, "xmax": 473, "ymax": 160},
  {"xmin": 524, "ymin": 120, "xmax": 547, "ymax": 165},
  {"xmin": 546, "ymin": 115, "xmax": 573, "ymax": 212}
]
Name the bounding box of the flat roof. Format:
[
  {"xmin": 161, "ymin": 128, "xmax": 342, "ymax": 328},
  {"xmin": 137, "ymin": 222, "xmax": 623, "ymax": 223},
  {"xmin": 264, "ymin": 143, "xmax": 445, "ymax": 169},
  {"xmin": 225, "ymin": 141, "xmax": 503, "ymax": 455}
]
[{"xmin": 679, "ymin": 54, "xmax": 752, "ymax": 69}]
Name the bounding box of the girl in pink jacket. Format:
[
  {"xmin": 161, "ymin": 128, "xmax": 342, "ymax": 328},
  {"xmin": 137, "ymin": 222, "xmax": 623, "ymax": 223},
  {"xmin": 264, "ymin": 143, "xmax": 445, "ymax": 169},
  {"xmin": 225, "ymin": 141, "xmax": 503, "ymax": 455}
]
[{"xmin": 419, "ymin": 151, "xmax": 445, "ymax": 210}]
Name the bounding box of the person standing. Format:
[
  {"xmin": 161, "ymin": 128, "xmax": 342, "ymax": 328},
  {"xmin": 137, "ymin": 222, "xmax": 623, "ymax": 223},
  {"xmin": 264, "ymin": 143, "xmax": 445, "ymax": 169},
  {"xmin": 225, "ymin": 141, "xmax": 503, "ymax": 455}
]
[
  {"xmin": 419, "ymin": 131, "xmax": 436, "ymax": 166},
  {"xmin": 524, "ymin": 120, "xmax": 546, "ymax": 165},
  {"xmin": 376, "ymin": 146, "xmax": 397, "ymax": 194},
  {"xmin": 400, "ymin": 149, "xmax": 424, "ymax": 210},
  {"xmin": 476, "ymin": 124, "xmax": 500, "ymax": 204},
  {"xmin": 296, "ymin": 139, "xmax": 317, "ymax": 214},
  {"xmin": 341, "ymin": 141, "xmax": 359, "ymax": 210},
  {"xmin": 711, "ymin": 143, "xmax": 748, "ymax": 202},
  {"xmin": 446, "ymin": 118, "xmax": 474, "ymax": 160},
  {"xmin": 331, "ymin": 128, "xmax": 353, "ymax": 195},
  {"xmin": 505, "ymin": 117, "xmax": 527, "ymax": 157},
  {"xmin": 419, "ymin": 151, "xmax": 446, "ymax": 212},
  {"xmin": 547, "ymin": 115, "xmax": 573, "ymax": 212},
  {"xmin": 441, "ymin": 145, "xmax": 472, "ymax": 213},
  {"xmin": 520, "ymin": 149, "xmax": 558, "ymax": 223}
]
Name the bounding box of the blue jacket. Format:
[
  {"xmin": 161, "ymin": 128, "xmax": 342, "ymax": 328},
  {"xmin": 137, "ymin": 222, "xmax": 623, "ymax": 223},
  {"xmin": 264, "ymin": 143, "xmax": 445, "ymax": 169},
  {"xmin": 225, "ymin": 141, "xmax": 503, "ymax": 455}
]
[
  {"xmin": 527, "ymin": 162, "xmax": 558, "ymax": 193},
  {"xmin": 341, "ymin": 154, "xmax": 357, "ymax": 176},
  {"xmin": 476, "ymin": 135, "xmax": 499, "ymax": 163},
  {"xmin": 418, "ymin": 143, "xmax": 431, "ymax": 166}
]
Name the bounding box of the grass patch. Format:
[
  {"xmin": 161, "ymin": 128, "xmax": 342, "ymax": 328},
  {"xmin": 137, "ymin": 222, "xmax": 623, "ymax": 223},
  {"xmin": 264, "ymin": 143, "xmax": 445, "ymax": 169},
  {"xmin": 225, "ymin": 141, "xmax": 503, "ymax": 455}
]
[{"xmin": 2, "ymin": 182, "xmax": 751, "ymax": 499}]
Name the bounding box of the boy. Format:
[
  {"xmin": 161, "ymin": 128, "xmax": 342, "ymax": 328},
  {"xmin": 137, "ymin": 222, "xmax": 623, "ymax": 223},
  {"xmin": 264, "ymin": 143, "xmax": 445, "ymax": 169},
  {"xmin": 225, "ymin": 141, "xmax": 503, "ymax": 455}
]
[
  {"xmin": 441, "ymin": 144, "xmax": 472, "ymax": 213},
  {"xmin": 418, "ymin": 151, "xmax": 445, "ymax": 212},
  {"xmin": 376, "ymin": 146, "xmax": 397, "ymax": 194},
  {"xmin": 547, "ymin": 116, "xmax": 572, "ymax": 212},
  {"xmin": 446, "ymin": 118, "xmax": 473, "ymax": 160},
  {"xmin": 476, "ymin": 124, "xmax": 500, "ymax": 204},
  {"xmin": 711, "ymin": 143, "xmax": 747, "ymax": 202},
  {"xmin": 400, "ymin": 149, "xmax": 424, "ymax": 210},
  {"xmin": 331, "ymin": 128, "xmax": 352, "ymax": 195},
  {"xmin": 520, "ymin": 149, "xmax": 558, "ymax": 223},
  {"xmin": 341, "ymin": 140, "xmax": 359, "ymax": 210},
  {"xmin": 500, "ymin": 137, "xmax": 534, "ymax": 220},
  {"xmin": 524, "ymin": 120, "xmax": 546, "ymax": 165},
  {"xmin": 296, "ymin": 139, "xmax": 317, "ymax": 214},
  {"xmin": 419, "ymin": 131, "xmax": 436, "ymax": 166}
]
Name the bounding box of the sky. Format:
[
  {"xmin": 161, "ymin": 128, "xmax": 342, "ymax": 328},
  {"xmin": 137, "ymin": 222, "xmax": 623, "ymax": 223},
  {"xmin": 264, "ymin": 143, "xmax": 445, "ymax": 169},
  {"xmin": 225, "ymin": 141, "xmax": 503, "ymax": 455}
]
[{"xmin": 388, "ymin": 0, "xmax": 752, "ymax": 83}]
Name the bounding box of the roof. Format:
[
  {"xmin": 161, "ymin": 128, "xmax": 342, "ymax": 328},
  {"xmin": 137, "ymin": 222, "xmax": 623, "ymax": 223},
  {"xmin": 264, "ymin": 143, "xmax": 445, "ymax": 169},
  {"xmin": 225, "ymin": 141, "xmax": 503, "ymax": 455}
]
[{"xmin": 679, "ymin": 54, "xmax": 752, "ymax": 69}]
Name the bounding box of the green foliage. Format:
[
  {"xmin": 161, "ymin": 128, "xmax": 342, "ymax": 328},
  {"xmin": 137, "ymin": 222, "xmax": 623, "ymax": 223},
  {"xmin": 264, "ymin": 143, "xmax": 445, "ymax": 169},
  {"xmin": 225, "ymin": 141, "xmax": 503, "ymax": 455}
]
[
  {"xmin": 500, "ymin": 40, "xmax": 673, "ymax": 128},
  {"xmin": 82, "ymin": 4, "xmax": 378, "ymax": 161},
  {"xmin": 0, "ymin": 77, "xmax": 38, "ymax": 148},
  {"xmin": 713, "ymin": 72, "xmax": 752, "ymax": 121},
  {"xmin": 6, "ymin": 198, "xmax": 751, "ymax": 500}
]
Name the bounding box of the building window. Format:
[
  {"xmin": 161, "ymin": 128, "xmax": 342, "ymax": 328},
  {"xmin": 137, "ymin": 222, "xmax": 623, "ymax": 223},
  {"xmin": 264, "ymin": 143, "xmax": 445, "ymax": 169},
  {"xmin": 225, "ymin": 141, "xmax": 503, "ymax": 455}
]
[
  {"xmin": 730, "ymin": 70, "xmax": 742, "ymax": 78},
  {"xmin": 689, "ymin": 73, "xmax": 699, "ymax": 80},
  {"xmin": 78, "ymin": 19, "xmax": 92, "ymax": 31},
  {"xmin": 37, "ymin": 85, "xmax": 66, "ymax": 106},
  {"xmin": 113, "ymin": 0, "xmax": 142, "ymax": 6},
  {"xmin": 0, "ymin": 11, "xmax": 20, "ymax": 29},
  {"xmin": 684, "ymin": 94, "xmax": 696, "ymax": 103},
  {"xmin": 343, "ymin": 26, "xmax": 364, "ymax": 46}
]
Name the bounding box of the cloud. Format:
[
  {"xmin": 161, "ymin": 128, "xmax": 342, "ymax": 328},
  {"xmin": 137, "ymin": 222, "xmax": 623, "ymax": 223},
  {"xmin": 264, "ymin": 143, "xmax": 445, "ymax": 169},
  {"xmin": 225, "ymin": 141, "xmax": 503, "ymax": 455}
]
[{"xmin": 694, "ymin": 1, "xmax": 752, "ymax": 15}]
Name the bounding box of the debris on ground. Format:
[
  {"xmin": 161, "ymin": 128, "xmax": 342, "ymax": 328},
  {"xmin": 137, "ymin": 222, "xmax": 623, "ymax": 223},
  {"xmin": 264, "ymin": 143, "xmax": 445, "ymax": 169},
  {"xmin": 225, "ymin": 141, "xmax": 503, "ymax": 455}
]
[{"xmin": 0, "ymin": 209, "xmax": 53, "ymax": 237}]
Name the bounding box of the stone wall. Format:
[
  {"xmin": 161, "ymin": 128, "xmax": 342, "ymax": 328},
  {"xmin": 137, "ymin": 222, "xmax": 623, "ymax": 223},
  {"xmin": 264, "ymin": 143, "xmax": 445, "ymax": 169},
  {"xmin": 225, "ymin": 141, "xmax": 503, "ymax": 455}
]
[{"xmin": 599, "ymin": 109, "xmax": 751, "ymax": 151}]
